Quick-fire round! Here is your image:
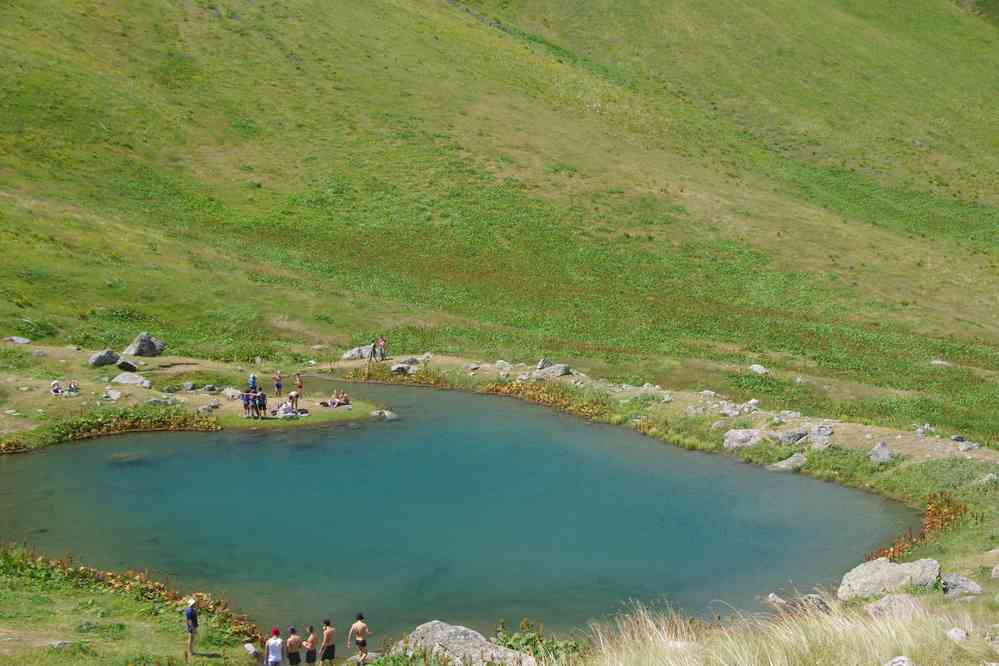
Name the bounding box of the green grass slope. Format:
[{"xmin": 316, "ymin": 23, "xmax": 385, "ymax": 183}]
[{"xmin": 1, "ymin": 0, "xmax": 998, "ymax": 441}]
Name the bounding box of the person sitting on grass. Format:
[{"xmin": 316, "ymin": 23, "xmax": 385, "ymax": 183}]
[
  {"xmin": 66, "ymin": 379, "xmax": 80, "ymax": 395},
  {"xmin": 49, "ymin": 380, "xmax": 62, "ymax": 396}
]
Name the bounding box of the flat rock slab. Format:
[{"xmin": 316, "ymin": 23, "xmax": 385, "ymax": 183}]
[
  {"xmin": 864, "ymin": 594, "xmax": 922, "ymax": 620},
  {"xmin": 837, "ymin": 557, "xmax": 939, "ymax": 601},
  {"xmin": 942, "ymin": 573, "xmax": 982, "ymax": 598},
  {"xmin": 767, "ymin": 452, "xmax": 806, "ymax": 472},
  {"xmin": 111, "ymin": 372, "xmax": 150, "ymax": 389},
  {"xmin": 342, "ymin": 344, "xmax": 374, "ymax": 360},
  {"xmin": 723, "ymin": 429, "xmax": 775, "ymax": 449},
  {"xmin": 393, "ymin": 621, "xmax": 536, "ymax": 666}
]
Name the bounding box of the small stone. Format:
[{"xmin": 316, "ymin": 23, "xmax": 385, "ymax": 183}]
[
  {"xmin": 464, "ymin": 363, "xmax": 480, "ymax": 371},
  {"xmin": 942, "ymin": 573, "xmax": 982, "ymax": 598},
  {"xmin": 957, "ymin": 441, "xmax": 979, "ymax": 452},
  {"xmin": 951, "ymin": 435, "xmax": 965, "ymax": 442},
  {"xmin": 47, "ymin": 640, "xmax": 70, "ymax": 650},
  {"xmin": 102, "ymin": 390, "xmax": 122, "ymax": 402},
  {"xmin": 4, "ymin": 336, "xmax": 31, "ymax": 345},
  {"xmin": 116, "ymin": 359, "xmax": 138, "ymax": 372},
  {"xmin": 869, "ymin": 440, "xmax": 892, "ymax": 464},
  {"xmin": 724, "ymin": 429, "xmax": 775, "ymax": 449},
  {"xmin": 779, "ymin": 429, "xmax": 808, "ymax": 445},
  {"xmin": 222, "ymin": 387, "xmax": 241, "ymax": 400},
  {"xmin": 749, "ymin": 364, "xmax": 769, "ymax": 375},
  {"xmin": 182, "ymin": 381, "xmax": 197, "ymax": 391},
  {"xmin": 111, "ymin": 372, "xmax": 148, "ymax": 386},
  {"xmin": 929, "ymin": 359, "xmax": 951, "ymax": 367},
  {"xmin": 196, "ymin": 405, "xmax": 215, "ymax": 416},
  {"xmin": 495, "ymin": 360, "xmax": 512, "ymax": 372},
  {"xmin": 201, "ymin": 384, "xmax": 217, "ymax": 393},
  {"xmin": 531, "ymin": 363, "xmax": 572, "ymax": 380},
  {"xmin": 32, "ymin": 349, "xmax": 47, "ymax": 357},
  {"xmin": 882, "ymin": 658, "xmax": 914, "ymax": 666},
  {"xmin": 390, "ymin": 363, "xmax": 413, "ymax": 375},
  {"xmin": 536, "ymin": 358, "xmax": 553, "ymax": 370},
  {"xmin": 992, "ymin": 565, "xmax": 999, "ymax": 580},
  {"xmin": 945, "ymin": 627, "xmax": 967, "ymax": 642}
]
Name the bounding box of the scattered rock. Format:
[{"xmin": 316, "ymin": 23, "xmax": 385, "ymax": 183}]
[
  {"xmin": 517, "ymin": 372, "xmax": 531, "ymax": 381},
  {"xmin": 723, "ymin": 429, "xmax": 775, "ymax": 449},
  {"xmin": 341, "ymin": 345, "xmax": 374, "ymax": 361},
  {"xmin": 942, "ymin": 573, "xmax": 982, "ymax": 598},
  {"xmin": 465, "ymin": 363, "xmax": 480, "ymax": 371},
  {"xmin": 111, "ymin": 372, "xmax": 149, "ymax": 387},
  {"xmin": 196, "ymin": 405, "xmax": 215, "ymax": 416},
  {"xmin": 495, "ymin": 360, "xmax": 512, "ymax": 372},
  {"xmin": 992, "ymin": 565, "xmax": 999, "ymax": 580},
  {"xmin": 750, "ymin": 364, "xmax": 769, "ymax": 375},
  {"xmin": 146, "ymin": 396, "xmax": 179, "ymax": 407},
  {"xmin": 399, "ymin": 357, "xmax": 421, "ymax": 366},
  {"xmin": 208, "ymin": 399, "xmax": 220, "ymax": 409},
  {"xmin": 392, "ymin": 621, "xmax": 537, "ymax": 666},
  {"xmin": 808, "ymin": 424, "xmax": 834, "ymax": 449},
  {"xmin": 929, "ymin": 359, "xmax": 951, "ymax": 367},
  {"xmin": 767, "ymin": 452, "xmax": 807, "ymax": 472},
  {"xmin": 883, "ymin": 658, "xmax": 914, "ymax": 666},
  {"xmin": 945, "ymin": 627, "xmax": 967, "ymax": 642},
  {"xmin": 311, "ymin": 344, "xmax": 326, "ymax": 351},
  {"xmin": 950, "ymin": 435, "xmax": 965, "ymax": 442},
  {"xmin": 223, "ymin": 387, "xmax": 241, "ymax": 400},
  {"xmin": 201, "ymin": 384, "xmax": 217, "ymax": 393},
  {"xmin": 779, "ymin": 410, "xmax": 802, "ymax": 419},
  {"xmin": 701, "ymin": 390, "xmax": 717, "ymax": 397},
  {"xmin": 4, "ymin": 336, "xmax": 31, "ymax": 345},
  {"xmin": 182, "ymin": 381, "xmax": 197, "ymax": 391},
  {"xmin": 531, "ymin": 363, "xmax": 571, "ymax": 380},
  {"xmin": 837, "ymin": 558, "xmax": 939, "ymax": 600},
  {"xmin": 767, "ymin": 592, "xmax": 830, "ymax": 614},
  {"xmin": 116, "ymin": 359, "xmax": 138, "ymax": 372},
  {"xmin": 536, "ymin": 358, "xmax": 553, "ymax": 370},
  {"xmin": 863, "ymin": 594, "xmax": 922, "ymax": 620},
  {"xmin": 956, "ymin": 441, "xmax": 979, "ymax": 452},
  {"xmin": 370, "ymin": 409, "xmax": 399, "ymax": 421},
  {"xmin": 46, "ymin": 640, "xmax": 70, "ymax": 650},
  {"xmin": 974, "ymin": 473, "xmax": 997, "ymax": 486},
  {"xmin": 420, "ymin": 352, "xmax": 433, "ymax": 363},
  {"xmin": 122, "ymin": 332, "xmax": 166, "ymax": 357},
  {"xmin": 102, "ymin": 389, "xmax": 122, "ymax": 402},
  {"xmin": 779, "ymin": 429, "xmax": 808, "ymax": 445},
  {"xmin": 88, "ymin": 349, "xmax": 120, "ymax": 367},
  {"xmin": 32, "ymin": 349, "xmax": 47, "ymax": 357},
  {"xmin": 391, "ymin": 363, "xmax": 414, "ymax": 375},
  {"xmin": 869, "ymin": 440, "xmax": 892, "ymax": 464}
]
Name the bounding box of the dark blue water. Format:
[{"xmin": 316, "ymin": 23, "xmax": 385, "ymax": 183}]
[{"xmin": 0, "ymin": 383, "xmax": 915, "ymax": 643}]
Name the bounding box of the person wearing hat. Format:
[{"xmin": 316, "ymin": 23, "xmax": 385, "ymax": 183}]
[
  {"xmin": 265, "ymin": 627, "xmax": 285, "ymax": 666},
  {"xmin": 183, "ymin": 598, "xmax": 198, "ymax": 662}
]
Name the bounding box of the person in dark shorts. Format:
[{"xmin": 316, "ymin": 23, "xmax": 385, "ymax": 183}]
[
  {"xmin": 273, "ymin": 370, "xmax": 283, "ymax": 396},
  {"xmin": 184, "ymin": 598, "xmax": 198, "ymax": 662},
  {"xmin": 241, "ymin": 389, "xmax": 252, "ymax": 418},
  {"xmin": 347, "ymin": 613, "xmax": 371, "ymax": 660},
  {"xmin": 255, "ymin": 390, "xmax": 267, "ymax": 417},
  {"xmin": 286, "ymin": 626, "xmax": 303, "ymax": 665},
  {"xmin": 303, "ymin": 624, "xmax": 318, "ymax": 664},
  {"xmin": 319, "ymin": 619, "xmax": 336, "ymax": 665}
]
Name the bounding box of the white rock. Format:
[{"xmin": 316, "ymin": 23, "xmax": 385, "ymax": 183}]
[
  {"xmin": 723, "ymin": 429, "xmax": 775, "ymax": 449},
  {"xmin": 882, "ymin": 658, "xmax": 914, "ymax": 666},
  {"xmin": 750, "ymin": 364, "xmax": 769, "ymax": 375},
  {"xmin": 392, "ymin": 621, "xmax": 536, "ymax": 666},
  {"xmin": 767, "ymin": 453, "xmax": 806, "ymax": 472},
  {"xmin": 864, "ymin": 594, "xmax": 922, "ymax": 620},
  {"xmin": 945, "ymin": 627, "xmax": 967, "ymax": 642},
  {"xmin": 869, "ymin": 440, "xmax": 892, "ymax": 464},
  {"xmin": 111, "ymin": 372, "xmax": 149, "ymax": 387}
]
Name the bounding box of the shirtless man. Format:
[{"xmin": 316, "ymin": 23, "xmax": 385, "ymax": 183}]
[
  {"xmin": 286, "ymin": 626, "xmax": 303, "ymax": 666},
  {"xmin": 303, "ymin": 625, "xmax": 318, "ymax": 665},
  {"xmin": 319, "ymin": 619, "xmax": 335, "ymax": 665},
  {"xmin": 273, "ymin": 370, "xmax": 283, "ymax": 396},
  {"xmin": 347, "ymin": 613, "xmax": 371, "ymax": 661}
]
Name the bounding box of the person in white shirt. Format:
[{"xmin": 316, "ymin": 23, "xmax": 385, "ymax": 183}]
[{"xmin": 265, "ymin": 627, "xmax": 285, "ymax": 666}]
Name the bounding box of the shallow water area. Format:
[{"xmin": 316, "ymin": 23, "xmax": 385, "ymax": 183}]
[{"xmin": 0, "ymin": 382, "xmax": 917, "ymax": 643}]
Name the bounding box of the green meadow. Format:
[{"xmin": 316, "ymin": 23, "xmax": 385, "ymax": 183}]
[{"xmin": 2, "ymin": 0, "xmax": 998, "ymax": 445}]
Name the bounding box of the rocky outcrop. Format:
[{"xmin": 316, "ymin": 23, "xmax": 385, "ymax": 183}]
[
  {"xmin": 342, "ymin": 344, "xmax": 374, "ymax": 360},
  {"xmin": 88, "ymin": 349, "xmax": 120, "ymax": 367},
  {"xmin": 111, "ymin": 372, "xmax": 151, "ymax": 389},
  {"xmin": 778, "ymin": 429, "xmax": 808, "ymax": 445},
  {"xmin": 393, "ymin": 621, "xmax": 536, "ymax": 666},
  {"xmin": 767, "ymin": 453, "xmax": 806, "ymax": 472},
  {"xmin": 863, "ymin": 594, "xmax": 922, "ymax": 620},
  {"xmin": 531, "ymin": 363, "xmax": 571, "ymax": 380},
  {"xmin": 941, "ymin": 573, "xmax": 981, "ymax": 598},
  {"xmin": 723, "ymin": 429, "xmax": 775, "ymax": 449},
  {"xmin": 122, "ymin": 332, "xmax": 166, "ymax": 357},
  {"xmin": 837, "ymin": 558, "xmax": 939, "ymax": 600}
]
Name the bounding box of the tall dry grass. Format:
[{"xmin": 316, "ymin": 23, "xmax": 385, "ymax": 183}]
[{"xmin": 576, "ymin": 595, "xmax": 996, "ymax": 666}]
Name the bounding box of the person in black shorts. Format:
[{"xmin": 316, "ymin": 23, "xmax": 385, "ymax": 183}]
[
  {"xmin": 347, "ymin": 613, "xmax": 371, "ymax": 661},
  {"xmin": 303, "ymin": 624, "xmax": 318, "ymax": 664},
  {"xmin": 319, "ymin": 619, "xmax": 336, "ymax": 665},
  {"xmin": 286, "ymin": 626, "xmax": 303, "ymax": 665}
]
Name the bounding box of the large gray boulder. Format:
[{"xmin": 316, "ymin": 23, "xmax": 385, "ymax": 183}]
[
  {"xmin": 393, "ymin": 621, "xmax": 536, "ymax": 666},
  {"xmin": 941, "ymin": 573, "xmax": 982, "ymax": 598},
  {"xmin": 864, "ymin": 594, "xmax": 922, "ymax": 620},
  {"xmin": 723, "ymin": 429, "xmax": 775, "ymax": 449},
  {"xmin": 808, "ymin": 424, "xmax": 834, "ymax": 449},
  {"xmin": 531, "ymin": 363, "xmax": 571, "ymax": 380},
  {"xmin": 779, "ymin": 429, "xmax": 808, "ymax": 445},
  {"xmin": 837, "ymin": 558, "xmax": 939, "ymax": 600},
  {"xmin": 111, "ymin": 372, "xmax": 151, "ymax": 389},
  {"xmin": 767, "ymin": 452, "xmax": 806, "ymax": 472},
  {"xmin": 122, "ymin": 332, "xmax": 166, "ymax": 357},
  {"xmin": 88, "ymin": 349, "xmax": 120, "ymax": 367},
  {"xmin": 341, "ymin": 344, "xmax": 374, "ymax": 361}
]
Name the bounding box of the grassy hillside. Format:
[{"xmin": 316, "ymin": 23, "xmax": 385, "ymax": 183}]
[{"xmin": 2, "ymin": 0, "xmax": 999, "ymax": 441}]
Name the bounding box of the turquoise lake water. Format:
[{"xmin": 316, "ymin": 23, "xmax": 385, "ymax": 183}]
[{"xmin": 0, "ymin": 382, "xmax": 917, "ymax": 645}]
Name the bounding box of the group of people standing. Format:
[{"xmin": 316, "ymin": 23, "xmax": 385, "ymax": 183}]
[
  {"xmin": 261, "ymin": 616, "xmax": 370, "ymax": 666},
  {"xmin": 241, "ymin": 371, "xmax": 305, "ymax": 419},
  {"xmin": 186, "ymin": 601, "xmax": 372, "ymax": 665}
]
